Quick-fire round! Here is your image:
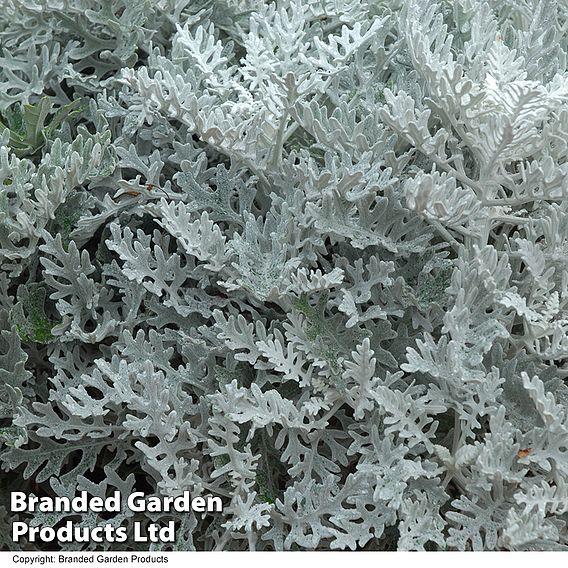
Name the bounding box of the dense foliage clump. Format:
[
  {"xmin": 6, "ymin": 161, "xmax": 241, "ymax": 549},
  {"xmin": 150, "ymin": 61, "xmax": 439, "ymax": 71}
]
[{"xmin": 2, "ymin": 0, "xmax": 568, "ymax": 551}]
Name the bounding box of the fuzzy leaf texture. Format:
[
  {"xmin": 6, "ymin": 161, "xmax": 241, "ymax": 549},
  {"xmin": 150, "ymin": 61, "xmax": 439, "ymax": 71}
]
[{"xmin": 2, "ymin": 0, "xmax": 568, "ymax": 552}]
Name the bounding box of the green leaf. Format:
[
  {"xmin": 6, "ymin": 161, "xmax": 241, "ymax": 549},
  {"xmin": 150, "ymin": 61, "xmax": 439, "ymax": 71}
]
[
  {"xmin": 10, "ymin": 283, "xmax": 59, "ymax": 344},
  {"xmin": 0, "ymin": 97, "xmax": 86, "ymax": 158}
]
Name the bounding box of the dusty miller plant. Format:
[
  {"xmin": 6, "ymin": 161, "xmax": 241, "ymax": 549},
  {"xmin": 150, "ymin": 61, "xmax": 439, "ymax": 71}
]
[{"xmin": 1, "ymin": 0, "xmax": 568, "ymax": 552}]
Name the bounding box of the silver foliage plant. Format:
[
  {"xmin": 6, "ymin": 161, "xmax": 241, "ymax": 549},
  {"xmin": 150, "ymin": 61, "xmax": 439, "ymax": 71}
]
[{"xmin": 1, "ymin": 0, "xmax": 568, "ymax": 552}]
